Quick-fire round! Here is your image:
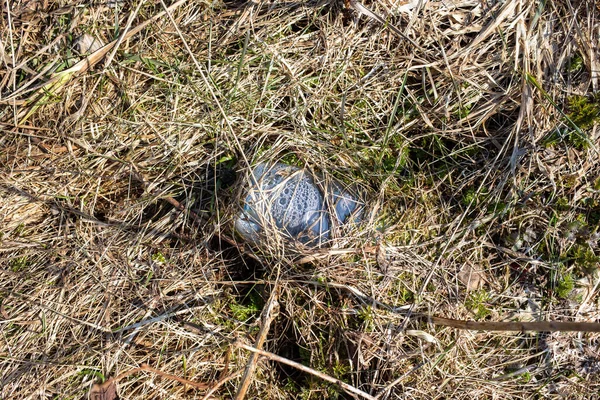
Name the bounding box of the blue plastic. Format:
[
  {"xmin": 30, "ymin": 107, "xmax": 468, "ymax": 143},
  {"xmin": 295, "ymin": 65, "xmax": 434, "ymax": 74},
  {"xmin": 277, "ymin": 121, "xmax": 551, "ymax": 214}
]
[{"xmin": 235, "ymin": 163, "xmax": 364, "ymax": 247}]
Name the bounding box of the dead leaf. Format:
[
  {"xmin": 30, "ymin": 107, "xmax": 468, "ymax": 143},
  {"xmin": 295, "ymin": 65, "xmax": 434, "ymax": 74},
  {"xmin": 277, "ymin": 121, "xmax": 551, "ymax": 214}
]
[
  {"xmin": 405, "ymin": 329, "xmax": 439, "ymax": 344},
  {"xmin": 458, "ymin": 263, "xmax": 486, "ymax": 290},
  {"xmin": 74, "ymin": 34, "xmax": 105, "ymax": 55},
  {"xmin": 89, "ymin": 379, "xmax": 119, "ymax": 400}
]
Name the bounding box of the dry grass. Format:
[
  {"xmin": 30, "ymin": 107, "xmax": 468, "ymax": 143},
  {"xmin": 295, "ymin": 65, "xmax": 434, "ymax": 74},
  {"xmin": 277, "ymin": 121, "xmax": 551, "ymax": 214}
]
[{"xmin": 2, "ymin": 0, "xmax": 600, "ymax": 398}]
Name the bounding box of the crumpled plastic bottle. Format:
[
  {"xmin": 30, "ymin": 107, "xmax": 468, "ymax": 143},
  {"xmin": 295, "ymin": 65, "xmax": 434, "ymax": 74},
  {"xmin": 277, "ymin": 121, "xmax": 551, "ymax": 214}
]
[{"xmin": 234, "ymin": 163, "xmax": 364, "ymax": 247}]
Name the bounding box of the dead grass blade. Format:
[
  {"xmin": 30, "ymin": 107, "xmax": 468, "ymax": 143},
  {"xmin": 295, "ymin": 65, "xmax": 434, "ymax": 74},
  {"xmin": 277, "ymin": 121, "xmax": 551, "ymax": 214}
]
[
  {"xmin": 457, "ymin": 0, "xmax": 518, "ymax": 56},
  {"xmin": 3, "ymin": 0, "xmax": 600, "ymax": 397},
  {"xmin": 234, "ymin": 285, "xmax": 281, "ymax": 400},
  {"xmin": 13, "ymin": 0, "xmax": 188, "ymax": 124},
  {"xmin": 138, "ymin": 363, "xmax": 210, "ymax": 390},
  {"xmin": 347, "ymin": 0, "xmax": 419, "ymax": 47},
  {"xmin": 236, "ymin": 342, "xmax": 377, "ymax": 400}
]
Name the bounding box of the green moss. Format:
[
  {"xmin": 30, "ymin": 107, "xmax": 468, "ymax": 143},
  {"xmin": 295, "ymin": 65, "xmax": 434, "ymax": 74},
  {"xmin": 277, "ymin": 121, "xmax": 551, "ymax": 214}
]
[
  {"xmin": 298, "ymin": 356, "xmax": 350, "ymax": 399},
  {"xmin": 553, "ymin": 266, "xmax": 575, "ymax": 299},
  {"xmin": 561, "ymin": 174, "xmax": 578, "ymax": 189},
  {"xmin": 10, "ymin": 256, "xmax": 29, "ymax": 272},
  {"xmin": 381, "ymin": 145, "xmax": 409, "ymax": 172},
  {"xmin": 409, "ymin": 135, "xmax": 452, "ymax": 164},
  {"xmin": 151, "ymin": 252, "xmax": 167, "ymax": 263},
  {"xmin": 280, "ymin": 153, "xmax": 302, "ymax": 166},
  {"xmin": 555, "ymin": 196, "xmax": 570, "ymax": 212},
  {"xmin": 567, "ymin": 95, "xmax": 600, "ymax": 130},
  {"xmin": 462, "ymin": 188, "xmax": 477, "ymax": 206},
  {"xmin": 465, "ymin": 289, "xmax": 491, "ymax": 320},
  {"xmin": 541, "ymin": 129, "xmax": 561, "ymax": 147},
  {"xmin": 542, "ymin": 123, "xmax": 593, "ymax": 151},
  {"xmin": 457, "ymin": 103, "xmax": 473, "ymax": 119},
  {"xmin": 567, "ymin": 53, "xmax": 584, "ymax": 73},
  {"xmin": 388, "ymin": 278, "xmax": 415, "ymax": 304},
  {"xmin": 283, "ymin": 377, "xmax": 299, "ymax": 393},
  {"xmin": 520, "ymin": 371, "xmax": 533, "ymax": 383},
  {"xmin": 331, "ymin": 362, "xmax": 350, "ymax": 378},
  {"xmin": 360, "ymin": 138, "xmax": 409, "ymax": 174},
  {"xmin": 462, "ymin": 187, "xmax": 488, "ymax": 207},
  {"xmin": 572, "ymin": 245, "xmax": 600, "ymax": 271},
  {"xmin": 487, "ymin": 201, "xmax": 508, "ymax": 215},
  {"xmin": 357, "ymin": 305, "xmax": 375, "ymax": 331},
  {"xmin": 229, "ymin": 302, "xmax": 259, "ymax": 322},
  {"xmin": 229, "ymin": 289, "xmax": 263, "ymax": 322}
]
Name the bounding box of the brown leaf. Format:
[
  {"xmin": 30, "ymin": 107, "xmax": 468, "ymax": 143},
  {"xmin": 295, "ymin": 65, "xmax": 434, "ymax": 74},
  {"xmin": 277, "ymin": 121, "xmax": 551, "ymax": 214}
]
[
  {"xmin": 89, "ymin": 379, "xmax": 119, "ymax": 400},
  {"xmin": 458, "ymin": 263, "xmax": 486, "ymax": 291}
]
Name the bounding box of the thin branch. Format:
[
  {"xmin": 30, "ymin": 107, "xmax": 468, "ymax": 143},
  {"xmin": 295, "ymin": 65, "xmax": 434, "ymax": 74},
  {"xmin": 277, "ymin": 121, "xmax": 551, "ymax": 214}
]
[
  {"xmin": 236, "ymin": 342, "xmax": 377, "ymax": 400},
  {"xmin": 202, "ymin": 370, "xmax": 244, "ymax": 400},
  {"xmin": 422, "ymin": 315, "xmax": 600, "ymax": 332},
  {"xmin": 293, "ymin": 280, "xmax": 600, "ymax": 333},
  {"xmin": 140, "ymin": 363, "xmax": 210, "ymax": 390},
  {"xmin": 235, "ymin": 285, "xmax": 281, "ymax": 400}
]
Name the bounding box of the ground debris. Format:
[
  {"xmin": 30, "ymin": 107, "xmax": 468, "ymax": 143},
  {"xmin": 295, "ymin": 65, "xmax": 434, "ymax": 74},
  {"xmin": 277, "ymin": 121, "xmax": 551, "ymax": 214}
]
[{"xmin": 89, "ymin": 379, "xmax": 118, "ymax": 400}]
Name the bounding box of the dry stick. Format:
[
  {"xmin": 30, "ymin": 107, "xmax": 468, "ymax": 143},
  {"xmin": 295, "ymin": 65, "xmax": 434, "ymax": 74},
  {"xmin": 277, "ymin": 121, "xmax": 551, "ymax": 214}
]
[
  {"xmin": 236, "ymin": 342, "xmax": 377, "ymax": 400},
  {"xmin": 234, "ymin": 285, "xmax": 281, "ymax": 400},
  {"xmin": 158, "ymin": 193, "xmax": 600, "ymax": 388},
  {"xmin": 299, "ymin": 280, "xmax": 600, "ymax": 333},
  {"xmin": 91, "ymin": 363, "xmax": 210, "ymax": 398},
  {"xmin": 421, "ymin": 315, "xmax": 600, "ymax": 332},
  {"xmin": 201, "ymin": 371, "xmax": 244, "ymax": 400},
  {"xmin": 139, "ymin": 363, "xmax": 210, "ymax": 390}
]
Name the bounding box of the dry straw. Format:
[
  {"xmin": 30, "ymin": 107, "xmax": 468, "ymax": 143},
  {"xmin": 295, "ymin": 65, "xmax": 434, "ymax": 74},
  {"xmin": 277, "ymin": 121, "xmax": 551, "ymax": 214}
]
[{"xmin": 2, "ymin": 0, "xmax": 600, "ymax": 398}]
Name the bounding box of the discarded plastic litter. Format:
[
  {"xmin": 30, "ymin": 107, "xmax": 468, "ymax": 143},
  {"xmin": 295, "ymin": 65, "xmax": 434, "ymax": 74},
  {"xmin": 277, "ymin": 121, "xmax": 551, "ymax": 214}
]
[{"xmin": 235, "ymin": 162, "xmax": 364, "ymax": 247}]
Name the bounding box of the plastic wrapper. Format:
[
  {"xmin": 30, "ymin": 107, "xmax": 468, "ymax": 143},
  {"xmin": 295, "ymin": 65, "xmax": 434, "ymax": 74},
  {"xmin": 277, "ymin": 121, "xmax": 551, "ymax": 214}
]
[{"xmin": 235, "ymin": 162, "xmax": 364, "ymax": 247}]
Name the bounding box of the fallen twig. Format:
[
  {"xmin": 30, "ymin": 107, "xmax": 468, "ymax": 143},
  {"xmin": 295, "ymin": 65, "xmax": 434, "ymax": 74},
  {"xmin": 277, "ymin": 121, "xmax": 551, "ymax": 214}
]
[
  {"xmin": 139, "ymin": 363, "xmax": 210, "ymax": 390},
  {"xmin": 234, "ymin": 285, "xmax": 281, "ymax": 400},
  {"xmin": 292, "ymin": 280, "xmax": 600, "ymax": 333},
  {"xmin": 421, "ymin": 315, "xmax": 600, "ymax": 332},
  {"xmin": 89, "ymin": 362, "xmax": 209, "ymax": 400},
  {"xmin": 236, "ymin": 341, "xmax": 377, "ymax": 400}
]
